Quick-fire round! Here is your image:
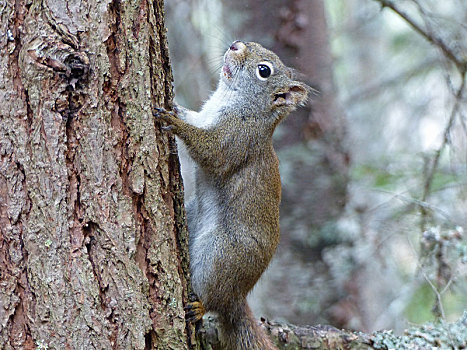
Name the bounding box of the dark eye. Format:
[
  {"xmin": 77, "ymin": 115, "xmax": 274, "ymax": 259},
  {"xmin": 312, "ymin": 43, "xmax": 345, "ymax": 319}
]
[
  {"xmin": 258, "ymin": 65, "xmax": 271, "ymax": 78},
  {"xmin": 256, "ymin": 62, "xmax": 274, "ymax": 81}
]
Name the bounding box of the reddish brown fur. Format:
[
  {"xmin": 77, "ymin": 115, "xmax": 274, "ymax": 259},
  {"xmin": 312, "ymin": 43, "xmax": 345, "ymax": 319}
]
[{"xmin": 156, "ymin": 41, "xmax": 309, "ymax": 349}]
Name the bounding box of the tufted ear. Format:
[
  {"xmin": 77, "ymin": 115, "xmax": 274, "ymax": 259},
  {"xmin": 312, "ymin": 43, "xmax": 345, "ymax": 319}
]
[{"xmin": 272, "ymin": 82, "xmax": 309, "ymax": 108}]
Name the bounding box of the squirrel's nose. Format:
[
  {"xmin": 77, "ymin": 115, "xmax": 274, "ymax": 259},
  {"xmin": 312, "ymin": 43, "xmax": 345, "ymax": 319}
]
[{"xmin": 229, "ymin": 41, "xmax": 246, "ymax": 52}]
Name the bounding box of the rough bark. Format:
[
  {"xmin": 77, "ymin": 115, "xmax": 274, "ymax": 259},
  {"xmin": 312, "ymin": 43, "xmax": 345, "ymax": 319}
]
[{"xmin": 0, "ymin": 0, "xmax": 192, "ymax": 349}]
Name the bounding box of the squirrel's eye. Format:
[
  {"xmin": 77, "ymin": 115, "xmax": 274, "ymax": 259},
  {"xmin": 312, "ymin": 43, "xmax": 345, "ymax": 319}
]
[
  {"xmin": 256, "ymin": 62, "xmax": 274, "ymax": 81},
  {"xmin": 257, "ymin": 65, "xmax": 271, "ymax": 78}
]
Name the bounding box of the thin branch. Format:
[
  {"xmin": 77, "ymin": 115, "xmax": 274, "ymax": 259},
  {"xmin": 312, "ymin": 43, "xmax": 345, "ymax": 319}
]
[
  {"xmin": 420, "ymin": 74, "xmax": 466, "ymax": 230},
  {"xmin": 371, "ymin": 0, "xmax": 467, "ymax": 230},
  {"xmin": 371, "ymin": 188, "xmax": 453, "ymax": 223},
  {"xmin": 407, "ymin": 237, "xmax": 446, "ymax": 320},
  {"xmin": 344, "ymin": 57, "xmax": 438, "ymax": 105},
  {"xmin": 375, "ymin": 0, "xmax": 466, "ymax": 74}
]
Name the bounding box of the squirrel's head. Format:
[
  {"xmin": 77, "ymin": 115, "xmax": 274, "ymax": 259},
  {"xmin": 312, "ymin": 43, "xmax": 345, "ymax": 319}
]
[{"xmin": 221, "ymin": 41, "xmax": 310, "ymax": 126}]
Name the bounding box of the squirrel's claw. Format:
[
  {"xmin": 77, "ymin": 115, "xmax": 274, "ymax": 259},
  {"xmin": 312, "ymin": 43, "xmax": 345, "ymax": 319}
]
[
  {"xmin": 188, "ymin": 292, "xmax": 199, "ymax": 302},
  {"xmin": 153, "ymin": 106, "xmax": 176, "ymax": 118},
  {"xmin": 161, "ymin": 125, "xmax": 174, "ymax": 131},
  {"xmin": 185, "ymin": 295, "xmax": 205, "ymax": 323},
  {"xmin": 153, "ymin": 106, "xmax": 178, "ymax": 131}
]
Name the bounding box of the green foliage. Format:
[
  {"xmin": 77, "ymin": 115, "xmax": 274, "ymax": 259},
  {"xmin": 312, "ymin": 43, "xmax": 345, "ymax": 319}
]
[
  {"xmin": 404, "ymin": 283, "xmax": 437, "ymax": 324},
  {"xmin": 429, "ymin": 172, "xmax": 461, "ymax": 193},
  {"xmin": 391, "ymin": 33, "xmax": 413, "ymax": 51},
  {"xmin": 351, "ymin": 163, "xmax": 409, "ymax": 190}
]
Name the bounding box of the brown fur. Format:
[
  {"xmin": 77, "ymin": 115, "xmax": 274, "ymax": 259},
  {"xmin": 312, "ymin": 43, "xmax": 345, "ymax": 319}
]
[{"xmin": 156, "ymin": 41, "xmax": 309, "ymax": 349}]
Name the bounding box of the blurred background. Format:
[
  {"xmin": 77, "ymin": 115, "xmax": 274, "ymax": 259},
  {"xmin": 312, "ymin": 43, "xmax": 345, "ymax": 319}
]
[{"xmin": 165, "ymin": 0, "xmax": 467, "ymax": 333}]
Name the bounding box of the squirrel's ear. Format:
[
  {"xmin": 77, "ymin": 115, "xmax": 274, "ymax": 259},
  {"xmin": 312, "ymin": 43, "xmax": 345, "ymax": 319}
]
[{"xmin": 273, "ymin": 82, "xmax": 309, "ymax": 108}]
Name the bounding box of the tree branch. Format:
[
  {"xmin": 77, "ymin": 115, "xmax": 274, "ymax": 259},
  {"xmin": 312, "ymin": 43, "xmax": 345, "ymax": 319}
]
[
  {"xmin": 375, "ymin": 0, "xmax": 466, "ymax": 74},
  {"xmin": 195, "ymin": 314, "xmax": 467, "ymax": 349},
  {"xmin": 372, "ymin": 0, "xmax": 466, "ymax": 230},
  {"xmin": 420, "ymin": 74, "xmax": 466, "ymax": 229}
]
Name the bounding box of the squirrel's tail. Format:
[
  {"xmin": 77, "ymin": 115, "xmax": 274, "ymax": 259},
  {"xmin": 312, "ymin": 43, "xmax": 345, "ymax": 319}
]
[{"xmin": 218, "ymin": 300, "xmax": 277, "ymax": 350}]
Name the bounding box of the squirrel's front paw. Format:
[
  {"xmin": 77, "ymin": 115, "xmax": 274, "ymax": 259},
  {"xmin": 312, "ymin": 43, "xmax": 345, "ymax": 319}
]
[{"xmin": 153, "ymin": 106, "xmax": 177, "ymax": 128}]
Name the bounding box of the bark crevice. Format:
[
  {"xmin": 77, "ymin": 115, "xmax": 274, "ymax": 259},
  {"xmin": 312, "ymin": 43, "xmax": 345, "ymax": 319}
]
[{"xmin": 2, "ymin": 0, "xmax": 191, "ymax": 348}]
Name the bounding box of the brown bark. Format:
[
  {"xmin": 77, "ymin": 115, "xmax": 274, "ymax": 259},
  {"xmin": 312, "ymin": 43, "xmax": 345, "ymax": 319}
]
[{"xmin": 0, "ymin": 0, "xmax": 192, "ymax": 349}]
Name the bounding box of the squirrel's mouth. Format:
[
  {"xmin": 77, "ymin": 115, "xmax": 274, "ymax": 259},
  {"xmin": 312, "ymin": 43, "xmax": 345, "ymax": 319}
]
[{"xmin": 222, "ymin": 64, "xmax": 232, "ymax": 79}]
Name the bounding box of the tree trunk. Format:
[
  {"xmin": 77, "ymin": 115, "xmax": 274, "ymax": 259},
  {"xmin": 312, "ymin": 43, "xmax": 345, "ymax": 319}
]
[{"xmin": 0, "ymin": 0, "xmax": 193, "ymax": 349}]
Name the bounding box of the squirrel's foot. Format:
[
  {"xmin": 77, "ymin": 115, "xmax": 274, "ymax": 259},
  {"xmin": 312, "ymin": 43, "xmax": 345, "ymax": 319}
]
[{"xmin": 185, "ymin": 293, "xmax": 206, "ymax": 323}]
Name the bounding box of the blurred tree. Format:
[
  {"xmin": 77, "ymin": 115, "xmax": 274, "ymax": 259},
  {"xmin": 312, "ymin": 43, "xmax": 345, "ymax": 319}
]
[
  {"xmin": 325, "ymin": 0, "xmax": 466, "ymax": 332},
  {"xmin": 224, "ymin": 0, "xmax": 351, "ymax": 327}
]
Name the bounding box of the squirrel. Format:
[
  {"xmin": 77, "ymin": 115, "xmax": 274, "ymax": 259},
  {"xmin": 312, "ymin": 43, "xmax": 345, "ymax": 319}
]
[{"xmin": 154, "ymin": 40, "xmax": 309, "ymax": 350}]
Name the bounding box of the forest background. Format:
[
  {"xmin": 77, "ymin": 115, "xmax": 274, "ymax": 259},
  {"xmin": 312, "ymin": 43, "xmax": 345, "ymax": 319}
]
[
  {"xmin": 0, "ymin": 0, "xmax": 465, "ymax": 348},
  {"xmin": 166, "ymin": 0, "xmax": 466, "ymax": 334}
]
